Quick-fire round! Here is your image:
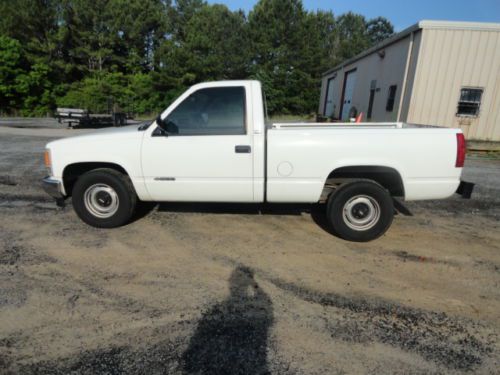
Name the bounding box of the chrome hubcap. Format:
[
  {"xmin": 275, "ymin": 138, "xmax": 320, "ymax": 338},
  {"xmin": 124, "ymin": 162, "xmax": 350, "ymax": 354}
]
[
  {"xmin": 83, "ymin": 184, "xmax": 119, "ymax": 218},
  {"xmin": 342, "ymin": 195, "xmax": 380, "ymax": 231}
]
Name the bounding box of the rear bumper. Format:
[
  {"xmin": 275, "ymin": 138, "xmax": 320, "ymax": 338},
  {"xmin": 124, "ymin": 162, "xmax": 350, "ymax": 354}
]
[
  {"xmin": 42, "ymin": 176, "xmax": 65, "ymax": 200},
  {"xmin": 456, "ymin": 180, "xmax": 475, "ymax": 199}
]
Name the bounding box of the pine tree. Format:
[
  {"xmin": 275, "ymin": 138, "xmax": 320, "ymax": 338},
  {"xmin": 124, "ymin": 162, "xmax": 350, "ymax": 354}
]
[
  {"xmin": 248, "ymin": 0, "xmax": 312, "ymax": 114},
  {"xmin": 0, "ymin": 0, "xmax": 395, "ymax": 116}
]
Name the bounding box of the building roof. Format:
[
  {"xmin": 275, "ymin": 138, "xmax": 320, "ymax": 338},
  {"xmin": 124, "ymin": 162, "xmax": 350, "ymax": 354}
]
[{"xmin": 322, "ymin": 20, "xmax": 500, "ymax": 77}]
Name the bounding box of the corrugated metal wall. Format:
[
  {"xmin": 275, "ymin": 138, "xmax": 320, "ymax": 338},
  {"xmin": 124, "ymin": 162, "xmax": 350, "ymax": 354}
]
[
  {"xmin": 407, "ymin": 27, "xmax": 500, "ymax": 141},
  {"xmin": 399, "ymin": 31, "xmax": 422, "ymax": 121}
]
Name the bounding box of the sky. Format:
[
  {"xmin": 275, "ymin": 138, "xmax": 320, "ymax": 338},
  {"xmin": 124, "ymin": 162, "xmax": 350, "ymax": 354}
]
[{"xmin": 206, "ymin": 0, "xmax": 500, "ymax": 31}]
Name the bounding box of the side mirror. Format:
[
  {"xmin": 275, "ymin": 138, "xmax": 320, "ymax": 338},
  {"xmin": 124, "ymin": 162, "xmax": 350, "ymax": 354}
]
[
  {"xmin": 155, "ymin": 115, "xmax": 179, "ymax": 135},
  {"xmin": 156, "ymin": 115, "xmax": 167, "ymax": 132}
]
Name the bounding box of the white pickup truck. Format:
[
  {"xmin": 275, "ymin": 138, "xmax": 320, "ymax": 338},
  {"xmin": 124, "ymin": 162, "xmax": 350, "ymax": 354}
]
[{"xmin": 42, "ymin": 80, "xmax": 471, "ymax": 242}]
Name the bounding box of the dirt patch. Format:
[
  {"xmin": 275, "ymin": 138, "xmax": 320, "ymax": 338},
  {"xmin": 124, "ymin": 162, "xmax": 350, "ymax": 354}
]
[
  {"xmin": 0, "ymin": 272, "xmax": 28, "ymax": 308},
  {"xmin": 0, "ymin": 176, "xmax": 17, "ymax": 186},
  {"xmin": 15, "ymin": 343, "xmax": 183, "ymax": 375},
  {"xmin": 407, "ymin": 198, "xmax": 500, "ymax": 220},
  {"xmin": 10, "ymin": 266, "xmax": 283, "ymax": 375},
  {"xmin": 0, "ymin": 133, "xmax": 499, "ymax": 374},
  {"xmin": 0, "ymin": 193, "xmax": 53, "ymax": 204},
  {"xmin": 266, "ymin": 276, "xmax": 494, "ymax": 371},
  {"xmin": 0, "ymin": 230, "xmax": 56, "ymax": 266},
  {"xmin": 0, "ymin": 245, "xmax": 21, "ymax": 266},
  {"xmin": 0, "ymin": 228, "xmax": 57, "ymax": 310},
  {"xmin": 474, "ymin": 259, "xmax": 500, "ymax": 274},
  {"xmin": 392, "ymin": 250, "xmax": 457, "ymax": 265}
]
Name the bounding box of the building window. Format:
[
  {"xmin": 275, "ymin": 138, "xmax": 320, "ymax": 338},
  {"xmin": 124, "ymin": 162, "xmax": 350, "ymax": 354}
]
[
  {"xmin": 386, "ymin": 85, "xmax": 397, "ymax": 112},
  {"xmin": 457, "ymin": 88, "xmax": 483, "ymax": 117}
]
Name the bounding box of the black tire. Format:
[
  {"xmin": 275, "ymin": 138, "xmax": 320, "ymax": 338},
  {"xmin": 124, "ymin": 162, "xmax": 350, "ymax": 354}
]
[
  {"xmin": 72, "ymin": 168, "xmax": 137, "ymax": 228},
  {"xmin": 326, "ymin": 181, "xmax": 394, "ymax": 242}
]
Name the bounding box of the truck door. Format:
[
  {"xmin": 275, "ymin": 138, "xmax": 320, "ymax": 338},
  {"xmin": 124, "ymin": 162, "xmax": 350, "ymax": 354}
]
[{"xmin": 141, "ymin": 85, "xmax": 254, "ymax": 202}]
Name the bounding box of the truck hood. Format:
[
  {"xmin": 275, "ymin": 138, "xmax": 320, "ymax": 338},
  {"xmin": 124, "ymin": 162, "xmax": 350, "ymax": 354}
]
[
  {"xmin": 46, "ymin": 124, "xmax": 145, "ymax": 150},
  {"xmin": 46, "ymin": 124, "xmax": 148, "ymax": 179}
]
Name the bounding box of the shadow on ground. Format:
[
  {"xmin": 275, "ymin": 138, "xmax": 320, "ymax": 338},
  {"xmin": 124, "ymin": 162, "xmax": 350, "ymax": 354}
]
[
  {"xmin": 151, "ymin": 202, "xmax": 335, "ymax": 236},
  {"xmin": 13, "ymin": 265, "xmax": 274, "ymax": 375},
  {"xmin": 10, "ymin": 263, "xmax": 496, "ymax": 374},
  {"xmin": 182, "ymin": 265, "xmax": 273, "ymax": 374}
]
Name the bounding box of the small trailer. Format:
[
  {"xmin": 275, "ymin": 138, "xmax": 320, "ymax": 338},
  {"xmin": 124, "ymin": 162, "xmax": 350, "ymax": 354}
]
[{"xmin": 56, "ymin": 108, "xmax": 126, "ymax": 128}]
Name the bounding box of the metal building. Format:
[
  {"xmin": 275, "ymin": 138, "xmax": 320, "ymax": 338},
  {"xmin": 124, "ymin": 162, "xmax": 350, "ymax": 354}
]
[{"xmin": 319, "ymin": 20, "xmax": 500, "ymax": 141}]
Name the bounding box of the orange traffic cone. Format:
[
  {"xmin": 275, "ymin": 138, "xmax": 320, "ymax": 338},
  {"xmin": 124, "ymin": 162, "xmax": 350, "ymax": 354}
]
[{"xmin": 355, "ymin": 112, "xmax": 363, "ymax": 123}]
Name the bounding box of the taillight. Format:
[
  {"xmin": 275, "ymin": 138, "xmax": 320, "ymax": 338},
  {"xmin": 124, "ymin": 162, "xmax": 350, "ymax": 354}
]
[{"xmin": 456, "ymin": 133, "xmax": 466, "ymax": 168}]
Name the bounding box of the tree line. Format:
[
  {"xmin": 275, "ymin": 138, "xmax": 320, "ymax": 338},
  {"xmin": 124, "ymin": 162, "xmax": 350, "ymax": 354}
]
[{"xmin": 0, "ymin": 0, "xmax": 394, "ymax": 117}]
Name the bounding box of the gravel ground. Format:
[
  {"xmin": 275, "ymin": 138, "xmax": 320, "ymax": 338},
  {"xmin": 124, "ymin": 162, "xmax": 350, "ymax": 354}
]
[{"xmin": 0, "ymin": 124, "xmax": 499, "ymax": 374}]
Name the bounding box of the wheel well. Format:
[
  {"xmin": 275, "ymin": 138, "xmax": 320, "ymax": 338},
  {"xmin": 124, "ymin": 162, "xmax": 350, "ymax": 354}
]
[
  {"xmin": 62, "ymin": 162, "xmax": 128, "ymax": 196},
  {"xmin": 324, "ymin": 166, "xmax": 405, "ymax": 198}
]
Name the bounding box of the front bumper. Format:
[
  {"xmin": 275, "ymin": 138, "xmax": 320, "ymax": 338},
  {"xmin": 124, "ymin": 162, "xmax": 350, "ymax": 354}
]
[{"xmin": 42, "ymin": 176, "xmax": 65, "ymax": 200}]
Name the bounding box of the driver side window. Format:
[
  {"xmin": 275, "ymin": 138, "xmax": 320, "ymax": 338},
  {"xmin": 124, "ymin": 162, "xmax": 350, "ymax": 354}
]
[{"xmin": 165, "ymin": 86, "xmax": 246, "ymax": 135}]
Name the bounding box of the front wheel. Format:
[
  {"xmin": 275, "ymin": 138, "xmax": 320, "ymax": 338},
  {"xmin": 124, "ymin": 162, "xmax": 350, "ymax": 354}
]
[
  {"xmin": 327, "ymin": 181, "xmax": 394, "ymax": 242},
  {"xmin": 72, "ymin": 168, "xmax": 137, "ymax": 228}
]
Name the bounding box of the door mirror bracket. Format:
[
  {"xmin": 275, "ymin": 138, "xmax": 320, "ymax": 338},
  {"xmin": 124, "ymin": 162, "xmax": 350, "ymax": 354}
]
[
  {"xmin": 155, "ymin": 115, "xmax": 179, "ymax": 136},
  {"xmin": 156, "ymin": 115, "xmax": 168, "ymax": 135}
]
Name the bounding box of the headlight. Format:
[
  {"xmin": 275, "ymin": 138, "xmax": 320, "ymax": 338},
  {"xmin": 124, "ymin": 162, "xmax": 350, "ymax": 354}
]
[{"xmin": 44, "ymin": 149, "xmax": 52, "ymax": 175}]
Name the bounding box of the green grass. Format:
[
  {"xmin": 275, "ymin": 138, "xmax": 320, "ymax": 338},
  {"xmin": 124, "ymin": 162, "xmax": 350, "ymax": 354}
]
[
  {"xmin": 269, "ymin": 114, "xmax": 315, "ymax": 123},
  {"xmin": 132, "ymin": 114, "xmax": 155, "ymax": 121}
]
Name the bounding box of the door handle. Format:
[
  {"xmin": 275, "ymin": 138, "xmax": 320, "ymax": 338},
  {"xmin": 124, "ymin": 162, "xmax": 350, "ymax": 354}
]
[{"xmin": 235, "ymin": 145, "xmax": 251, "ymax": 153}]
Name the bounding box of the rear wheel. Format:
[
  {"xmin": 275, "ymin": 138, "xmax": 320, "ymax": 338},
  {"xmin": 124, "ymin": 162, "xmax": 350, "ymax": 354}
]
[
  {"xmin": 72, "ymin": 168, "xmax": 137, "ymax": 228},
  {"xmin": 327, "ymin": 181, "xmax": 394, "ymax": 242}
]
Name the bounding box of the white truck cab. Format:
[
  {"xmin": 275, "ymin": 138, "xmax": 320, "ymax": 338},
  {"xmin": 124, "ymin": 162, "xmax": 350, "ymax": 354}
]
[{"xmin": 43, "ymin": 80, "xmax": 472, "ymax": 241}]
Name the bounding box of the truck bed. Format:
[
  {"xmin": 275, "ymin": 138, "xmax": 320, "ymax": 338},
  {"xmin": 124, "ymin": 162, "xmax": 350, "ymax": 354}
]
[{"xmin": 266, "ymin": 122, "xmax": 461, "ymax": 203}]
